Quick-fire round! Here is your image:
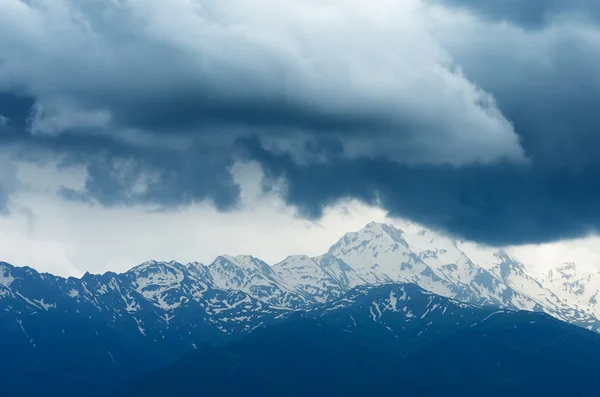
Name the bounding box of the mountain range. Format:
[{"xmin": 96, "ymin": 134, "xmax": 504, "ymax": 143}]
[
  {"xmin": 123, "ymin": 283, "xmax": 600, "ymax": 397},
  {"xmin": 2, "ymin": 221, "xmax": 600, "ymax": 396}
]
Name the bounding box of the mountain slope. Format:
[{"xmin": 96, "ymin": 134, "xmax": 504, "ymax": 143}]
[
  {"xmin": 207, "ymin": 255, "xmax": 308, "ymax": 308},
  {"xmin": 271, "ymin": 254, "xmax": 366, "ymax": 303},
  {"xmin": 121, "ymin": 283, "xmax": 600, "ymax": 397},
  {"xmin": 538, "ymin": 262, "xmax": 600, "ymax": 319},
  {"xmin": 3, "ymin": 221, "xmax": 600, "ymax": 396},
  {"xmin": 327, "ymin": 222, "xmax": 600, "ymax": 331},
  {"xmin": 0, "ymin": 261, "xmax": 288, "ymax": 397}
]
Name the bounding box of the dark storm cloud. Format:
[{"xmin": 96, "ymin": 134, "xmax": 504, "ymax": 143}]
[
  {"xmin": 240, "ymin": 10, "xmax": 600, "ymax": 244},
  {"xmin": 0, "ymin": 0, "xmax": 524, "ymax": 159},
  {"xmin": 0, "ymin": 94, "xmax": 239, "ymax": 211},
  {"xmin": 56, "ymin": 141, "xmax": 240, "ymax": 211},
  {"xmin": 0, "ymin": 0, "xmax": 524, "ymax": 216},
  {"xmin": 442, "ymin": 31, "xmax": 600, "ymax": 169},
  {"xmin": 3, "ymin": 0, "xmax": 600, "ymax": 245},
  {"xmin": 243, "ymin": 136, "xmax": 600, "ymax": 245},
  {"xmin": 437, "ymin": 0, "xmax": 600, "ymax": 28}
]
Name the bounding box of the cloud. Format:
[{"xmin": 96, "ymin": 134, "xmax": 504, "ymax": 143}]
[
  {"xmin": 0, "ymin": 153, "xmax": 18, "ymax": 213},
  {"xmin": 436, "ymin": 0, "xmax": 600, "ymax": 29},
  {"xmin": 0, "ymin": 0, "xmax": 523, "ymax": 166},
  {"xmin": 237, "ymin": 5, "xmax": 600, "ymax": 245},
  {"xmin": 1, "ymin": 0, "xmax": 600, "ymax": 246},
  {"xmin": 0, "ymin": 160, "xmax": 387, "ymax": 277},
  {"xmin": 433, "ymin": 13, "xmax": 600, "ymax": 168},
  {"xmin": 247, "ymin": 140, "xmax": 600, "ymax": 245}
]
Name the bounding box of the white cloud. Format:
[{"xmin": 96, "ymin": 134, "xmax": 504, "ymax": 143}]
[
  {"xmin": 0, "ymin": 151, "xmax": 19, "ymax": 210},
  {"xmin": 0, "ymin": 0, "xmax": 525, "ymax": 165},
  {"xmin": 507, "ymin": 238, "xmax": 600, "ymax": 276}
]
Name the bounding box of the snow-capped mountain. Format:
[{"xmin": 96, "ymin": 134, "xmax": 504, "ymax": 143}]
[
  {"xmin": 207, "ymin": 255, "xmax": 309, "ymax": 308},
  {"xmin": 0, "ymin": 259, "xmax": 292, "ymax": 396},
  {"xmin": 271, "ymin": 254, "xmax": 365, "ymax": 303},
  {"xmin": 4, "ymin": 221, "xmax": 600, "ymax": 334},
  {"xmin": 0, "ymin": 260, "xmax": 287, "ymax": 349},
  {"xmin": 327, "ymin": 222, "xmax": 600, "ymax": 330},
  {"xmin": 123, "ymin": 282, "xmax": 600, "ymax": 397},
  {"xmin": 2, "ymin": 221, "xmax": 600, "ymax": 345},
  {"xmin": 537, "ymin": 262, "xmax": 600, "ymax": 319},
  {"xmin": 3, "ymin": 221, "xmax": 600, "ymax": 396}
]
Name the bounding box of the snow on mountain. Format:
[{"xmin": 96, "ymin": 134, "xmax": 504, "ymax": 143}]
[
  {"xmin": 327, "ymin": 222, "xmax": 600, "ymax": 331},
  {"xmin": 399, "ymin": 228, "xmax": 516, "ymax": 303},
  {"xmin": 272, "ymin": 255, "xmax": 338, "ymax": 303},
  {"xmin": 327, "ymin": 222, "xmax": 412, "ymax": 274},
  {"xmin": 126, "ymin": 260, "xmax": 208, "ymax": 310},
  {"xmin": 271, "ymin": 254, "xmax": 365, "ymax": 303},
  {"xmin": 0, "ymin": 259, "xmax": 288, "ymax": 359},
  {"xmin": 2, "ymin": 220, "xmax": 600, "ymax": 346},
  {"xmin": 0, "ymin": 262, "xmax": 16, "ymax": 288},
  {"xmin": 313, "ymin": 254, "xmax": 367, "ymax": 290},
  {"xmin": 327, "ymin": 222, "xmax": 458, "ymax": 297},
  {"xmin": 329, "ymin": 223, "xmax": 508, "ymax": 303},
  {"xmin": 5, "ymin": 221, "xmax": 600, "ymax": 397},
  {"xmin": 312, "ymin": 283, "xmax": 513, "ymax": 346},
  {"xmin": 538, "ymin": 262, "xmax": 600, "ymax": 319},
  {"xmin": 485, "ymin": 253, "xmax": 599, "ymax": 328},
  {"xmin": 207, "ymin": 255, "xmax": 308, "ymax": 308}
]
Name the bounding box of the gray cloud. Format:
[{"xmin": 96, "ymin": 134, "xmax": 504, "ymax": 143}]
[
  {"xmin": 0, "ymin": 93, "xmax": 239, "ymax": 210},
  {"xmin": 2, "ymin": 0, "xmax": 600, "ymax": 245},
  {"xmin": 244, "ymin": 134, "xmax": 600, "ymax": 245},
  {"xmin": 0, "ymin": 152, "xmax": 18, "ymax": 213},
  {"xmin": 0, "ymin": 0, "xmax": 524, "ymax": 165},
  {"xmin": 238, "ymin": 10, "xmax": 600, "ymax": 244},
  {"xmin": 437, "ymin": 0, "xmax": 600, "ymax": 28},
  {"xmin": 436, "ymin": 18, "xmax": 600, "ymax": 169}
]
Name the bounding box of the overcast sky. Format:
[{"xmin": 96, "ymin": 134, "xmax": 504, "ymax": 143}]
[{"xmin": 2, "ymin": 0, "xmax": 600, "ymax": 276}]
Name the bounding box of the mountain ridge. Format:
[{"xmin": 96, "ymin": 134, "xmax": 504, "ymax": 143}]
[
  {"xmin": 120, "ymin": 282, "xmax": 600, "ymax": 397},
  {"xmin": 3, "ymin": 222, "xmax": 600, "ymax": 331},
  {"xmin": 3, "ymin": 217, "xmax": 600, "ymax": 397}
]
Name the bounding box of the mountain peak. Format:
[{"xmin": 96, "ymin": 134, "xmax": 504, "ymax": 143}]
[
  {"xmin": 358, "ymin": 222, "xmax": 407, "ymax": 244},
  {"xmin": 128, "ymin": 260, "xmax": 186, "ymax": 275},
  {"xmin": 327, "ymin": 221, "xmax": 409, "ymax": 261},
  {"xmin": 211, "ymin": 255, "xmax": 271, "ymax": 272},
  {"xmin": 277, "ymin": 255, "xmax": 313, "ymax": 266},
  {"xmin": 363, "ymin": 221, "xmax": 402, "ymax": 235}
]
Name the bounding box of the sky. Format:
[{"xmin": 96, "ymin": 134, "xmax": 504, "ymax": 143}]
[{"xmin": 2, "ymin": 0, "xmax": 600, "ymax": 276}]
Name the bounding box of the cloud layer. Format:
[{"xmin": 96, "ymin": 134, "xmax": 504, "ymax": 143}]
[{"xmin": 1, "ymin": 0, "xmax": 600, "ymax": 245}]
